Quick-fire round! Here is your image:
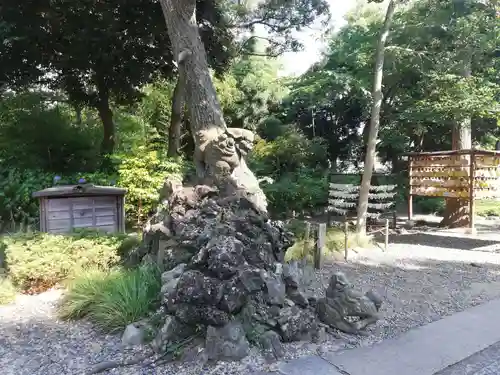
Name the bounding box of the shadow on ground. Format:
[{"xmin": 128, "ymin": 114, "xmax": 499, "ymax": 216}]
[{"xmin": 383, "ymin": 233, "xmax": 500, "ymax": 251}]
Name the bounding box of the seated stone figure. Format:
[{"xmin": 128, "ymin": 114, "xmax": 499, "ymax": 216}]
[{"xmin": 317, "ymin": 272, "xmax": 382, "ymax": 334}]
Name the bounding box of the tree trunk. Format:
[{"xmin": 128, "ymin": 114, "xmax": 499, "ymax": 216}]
[
  {"xmin": 356, "ymin": 0, "xmax": 396, "ymax": 235},
  {"xmin": 75, "ymin": 104, "xmax": 82, "ymax": 126},
  {"xmin": 440, "ymin": 53, "xmax": 472, "ymax": 227},
  {"xmin": 159, "ymin": 0, "xmax": 267, "ymax": 211},
  {"xmin": 96, "ymin": 85, "xmax": 115, "ymax": 158},
  {"xmin": 167, "ymin": 74, "xmax": 184, "ymax": 158}
]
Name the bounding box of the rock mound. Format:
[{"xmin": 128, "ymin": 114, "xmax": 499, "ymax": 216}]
[{"xmin": 139, "ymin": 182, "xmax": 321, "ymax": 361}]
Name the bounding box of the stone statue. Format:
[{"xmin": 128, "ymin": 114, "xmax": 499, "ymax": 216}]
[
  {"xmin": 195, "ymin": 128, "xmax": 239, "ymax": 181},
  {"xmin": 194, "ymin": 127, "xmax": 267, "ymax": 212},
  {"xmin": 194, "ymin": 128, "xmax": 253, "ymax": 183},
  {"xmin": 226, "ymin": 127, "xmax": 254, "ymax": 158},
  {"xmin": 317, "ymin": 272, "xmax": 382, "ymax": 334}
]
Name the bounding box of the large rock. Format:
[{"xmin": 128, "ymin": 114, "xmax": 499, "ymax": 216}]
[
  {"xmin": 260, "ymin": 330, "xmax": 285, "ymax": 361},
  {"xmin": 152, "ymin": 315, "xmax": 196, "ymax": 352},
  {"xmin": 205, "ymin": 322, "xmax": 250, "ymax": 361},
  {"xmin": 160, "ymin": 263, "xmax": 186, "ymax": 285},
  {"xmin": 206, "ymin": 235, "xmax": 246, "ymax": 279}
]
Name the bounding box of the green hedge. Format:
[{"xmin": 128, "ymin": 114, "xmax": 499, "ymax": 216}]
[{"xmin": 0, "ymin": 230, "xmax": 139, "ymax": 293}]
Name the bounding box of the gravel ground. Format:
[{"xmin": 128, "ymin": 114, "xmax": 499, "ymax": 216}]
[{"xmin": 3, "ymin": 229, "xmax": 500, "ymax": 375}]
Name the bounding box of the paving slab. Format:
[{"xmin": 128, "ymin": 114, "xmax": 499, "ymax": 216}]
[
  {"xmin": 277, "ymin": 355, "xmax": 343, "ymax": 375},
  {"xmin": 435, "ymin": 340, "xmax": 500, "ymax": 375},
  {"xmin": 251, "ymin": 355, "xmax": 343, "ymax": 375},
  {"xmin": 322, "ymin": 298, "xmax": 500, "ymax": 375}
]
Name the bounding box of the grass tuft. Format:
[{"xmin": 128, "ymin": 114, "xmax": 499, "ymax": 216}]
[
  {"xmin": 285, "ymin": 225, "xmax": 372, "ymax": 262},
  {"xmin": 475, "ymin": 200, "xmax": 500, "ymax": 217},
  {"xmin": 59, "ymin": 264, "xmax": 161, "ymax": 332}
]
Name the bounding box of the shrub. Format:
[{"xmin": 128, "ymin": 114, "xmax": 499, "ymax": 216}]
[
  {"xmin": 2, "ymin": 231, "xmax": 130, "ymax": 293},
  {"xmin": 414, "ymin": 197, "xmax": 445, "ymax": 215},
  {"xmin": 59, "ymin": 264, "xmax": 161, "ymax": 332},
  {"xmin": 249, "ymin": 130, "xmax": 329, "ymax": 178},
  {"xmin": 284, "ymin": 219, "xmax": 310, "ymax": 239},
  {"xmin": 263, "ymin": 168, "xmax": 328, "ymax": 216},
  {"xmin": 285, "ymin": 224, "xmax": 372, "ymax": 262},
  {"xmin": 0, "ymin": 277, "xmax": 17, "ymax": 305},
  {"xmin": 249, "ymin": 130, "xmax": 330, "ymax": 216},
  {"xmin": 117, "ymin": 148, "xmax": 187, "ymax": 227}
]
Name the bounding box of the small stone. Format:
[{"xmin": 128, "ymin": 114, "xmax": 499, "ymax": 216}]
[
  {"xmin": 274, "ymin": 263, "xmax": 283, "ymax": 275},
  {"xmin": 160, "ymin": 277, "xmax": 180, "ymax": 296},
  {"xmin": 195, "ymin": 185, "xmax": 219, "ymax": 198},
  {"xmin": 89, "ymin": 342, "xmax": 102, "ymax": 353},
  {"xmin": 150, "ymin": 222, "xmax": 172, "ymax": 237},
  {"xmin": 259, "ymin": 331, "xmax": 285, "ymax": 361},
  {"xmin": 265, "ymin": 276, "xmax": 286, "ymax": 306},
  {"xmin": 397, "ymin": 227, "xmax": 408, "ymax": 234},
  {"xmin": 121, "ymin": 323, "xmax": 145, "ymax": 347},
  {"xmin": 219, "ymin": 280, "xmax": 247, "ymax": 313},
  {"xmin": 175, "ymin": 270, "xmax": 223, "ymax": 306},
  {"xmin": 175, "ymin": 304, "xmax": 231, "ymax": 326},
  {"xmin": 282, "ymin": 261, "xmax": 300, "ymax": 288},
  {"xmin": 312, "ymin": 327, "xmax": 327, "ymax": 343},
  {"xmin": 178, "ymin": 340, "xmax": 208, "ymax": 364},
  {"xmin": 205, "ymin": 322, "xmax": 250, "ymax": 361},
  {"xmin": 287, "ymin": 289, "xmax": 308, "ymax": 307},
  {"xmin": 404, "ymin": 220, "xmax": 415, "ymax": 229},
  {"xmin": 239, "ymin": 267, "xmax": 265, "ymax": 292},
  {"xmin": 307, "ymin": 295, "xmax": 318, "ymax": 308},
  {"xmin": 278, "ymin": 306, "xmax": 317, "ymax": 342},
  {"xmin": 161, "ymin": 263, "xmax": 186, "ymax": 285}
]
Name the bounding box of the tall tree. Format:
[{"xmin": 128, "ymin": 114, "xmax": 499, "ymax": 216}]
[
  {"xmin": 160, "ymin": 0, "xmax": 269, "ymax": 210},
  {"xmin": 356, "ymin": 0, "xmax": 397, "ymax": 234},
  {"xmin": 400, "ymin": 0, "xmax": 499, "ymax": 227},
  {"xmin": 165, "ymin": 0, "xmax": 330, "ymax": 157}
]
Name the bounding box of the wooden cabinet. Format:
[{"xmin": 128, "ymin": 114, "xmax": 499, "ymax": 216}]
[{"xmin": 33, "ymin": 185, "xmax": 126, "ymax": 234}]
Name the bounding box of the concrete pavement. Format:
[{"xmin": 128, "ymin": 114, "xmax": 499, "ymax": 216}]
[
  {"xmin": 435, "ymin": 340, "xmax": 500, "ymax": 375},
  {"xmin": 259, "ymin": 297, "xmax": 500, "ymax": 375}
]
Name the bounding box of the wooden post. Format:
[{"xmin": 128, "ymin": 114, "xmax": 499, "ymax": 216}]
[
  {"xmin": 408, "ymin": 157, "xmax": 413, "ymax": 221},
  {"xmin": 469, "ymin": 150, "xmax": 475, "ymax": 233},
  {"xmin": 303, "ymin": 222, "xmax": 311, "ymax": 260},
  {"xmin": 384, "ymin": 218, "xmax": 389, "ymax": 251},
  {"xmin": 315, "ymin": 223, "xmax": 326, "ymax": 269},
  {"xmin": 392, "ymin": 210, "xmax": 397, "ymax": 229},
  {"xmin": 157, "ymin": 240, "xmax": 166, "ymax": 270},
  {"xmin": 344, "ymin": 219, "xmax": 349, "ymax": 261}
]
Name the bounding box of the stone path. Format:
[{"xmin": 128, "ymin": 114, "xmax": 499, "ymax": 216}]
[
  {"xmin": 254, "ymin": 297, "xmax": 500, "ymax": 375},
  {"xmin": 436, "ymin": 341, "xmax": 500, "ymax": 375}
]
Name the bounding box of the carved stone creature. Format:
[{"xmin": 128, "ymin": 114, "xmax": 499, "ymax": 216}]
[
  {"xmin": 226, "ymin": 127, "xmax": 254, "ymax": 158},
  {"xmin": 317, "ymin": 272, "xmax": 382, "ymax": 334},
  {"xmin": 195, "ymin": 127, "xmax": 255, "ymax": 183}
]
